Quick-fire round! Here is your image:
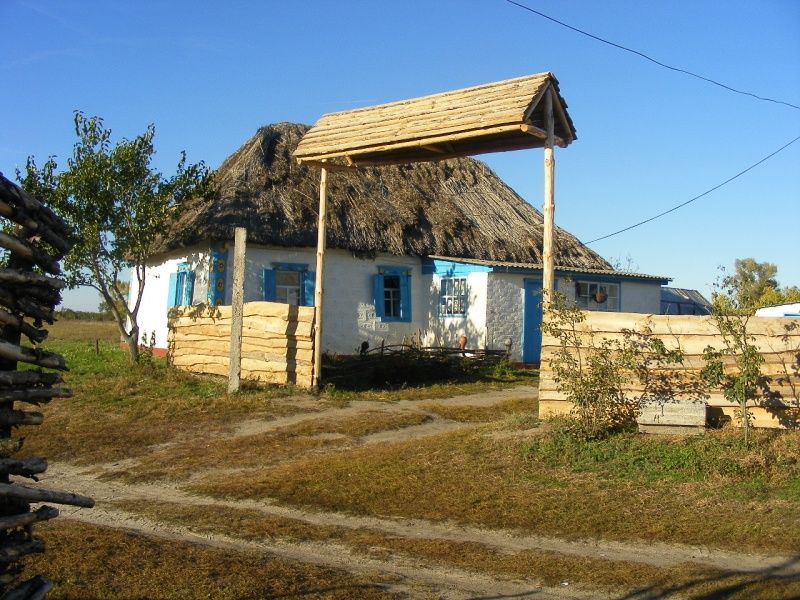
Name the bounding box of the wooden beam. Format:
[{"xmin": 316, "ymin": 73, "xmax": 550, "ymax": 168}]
[
  {"xmin": 312, "ymin": 166, "xmax": 329, "ymax": 388},
  {"xmin": 227, "ymin": 227, "xmax": 246, "ymax": 394},
  {"xmin": 422, "ymin": 144, "xmax": 446, "ymax": 154},
  {"xmin": 295, "ymin": 158, "xmax": 357, "ymax": 172},
  {"xmin": 542, "ymin": 88, "xmax": 556, "ymax": 309},
  {"xmin": 519, "ymin": 124, "xmax": 547, "ymax": 139}
]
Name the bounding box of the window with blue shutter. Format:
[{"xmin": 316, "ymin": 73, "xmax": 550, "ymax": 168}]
[
  {"xmin": 167, "ymin": 272, "xmax": 179, "ymax": 308},
  {"xmin": 373, "ymin": 267, "xmax": 412, "ymax": 322},
  {"xmin": 168, "ymin": 263, "xmax": 195, "ymax": 309},
  {"xmin": 265, "ymin": 263, "xmax": 313, "ymax": 306}
]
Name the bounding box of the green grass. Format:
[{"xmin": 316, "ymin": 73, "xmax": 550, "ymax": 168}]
[{"xmin": 528, "ymin": 420, "xmax": 800, "ymax": 495}]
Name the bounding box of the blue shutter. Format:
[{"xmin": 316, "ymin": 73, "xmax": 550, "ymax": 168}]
[
  {"xmin": 184, "ymin": 272, "xmax": 196, "ymax": 305},
  {"xmin": 372, "ymin": 274, "xmax": 385, "ymax": 319},
  {"xmin": 263, "ymin": 269, "xmax": 277, "ymax": 301},
  {"xmin": 167, "ymin": 272, "xmax": 178, "ymax": 308},
  {"xmin": 399, "ymin": 273, "xmax": 411, "ymax": 322},
  {"xmin": 302, "ymin": 271, "xmax": 316, "ymax": 307}
]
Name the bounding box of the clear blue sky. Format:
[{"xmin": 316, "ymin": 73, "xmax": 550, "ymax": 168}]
[{"xmin": 2, "ymin": 0, "xmax": 798, "ymax": 310}]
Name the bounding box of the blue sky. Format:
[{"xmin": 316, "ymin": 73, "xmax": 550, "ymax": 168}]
[{"xmin": 2, "ymin": 0, "xmax": 798, "ymax": 310}]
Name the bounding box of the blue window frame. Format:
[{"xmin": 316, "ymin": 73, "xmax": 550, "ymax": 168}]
[
  {"xmin": 167, "ymin": 262, "xmax": 195, "ymax": 308},
  {"xmin": 263, "ymin": 263, "xmax": 315, "ymax": 306},
  {"xmin": 373, "ymin": 267, "xmax": 411, "ymax": 322}
]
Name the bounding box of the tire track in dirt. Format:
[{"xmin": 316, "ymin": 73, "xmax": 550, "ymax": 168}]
[
  {"xmin": 56, "ymin": 497, "xmax": 598, "ymax": 600},
  {"xmin": 44, "ymin": 463, "xmax": 800, "ymax": 576},
  {"xmin": 231, "ymin": 385, "xmax": 539, "ymax": 439}
]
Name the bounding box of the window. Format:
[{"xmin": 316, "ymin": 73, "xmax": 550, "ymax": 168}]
[
  {"xmin": 373, "ymin": 267, "xmax": 411, "ymax": 322},
  {"xmin": 276, "ymin": 270, "xmax": 302, "ymax": 305},
  {"xmin": 167, "ymin": 263, "xmax": 195, "ymax": 308},
  {"xmin": 575, "ymin": 281, "xmax": 619, "ymax": 311},
  {"xmin": 440, "ymin": 277, "xmax": 467, "ymax": 316},
  {"xmin": 383, "ymin": 275, "xmax": 401, "ymax": 318},
  {"xmin": 263, "ymin": 263, "xmax": 314, "ymax": 306}
]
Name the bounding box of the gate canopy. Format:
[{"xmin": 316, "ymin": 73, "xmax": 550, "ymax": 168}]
[{"xmin": 294, "ymin": 72, "xmax": 576, "ymax": 168}]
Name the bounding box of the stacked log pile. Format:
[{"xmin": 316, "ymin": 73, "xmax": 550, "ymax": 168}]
[
  {"xmin": 169, "ymin": 302, "xmax": 315, "ymax": 388},
  {"xmin": 0, "ymin": 174, "xmax": 93, "ymax": 599},
  {"xmin": 539, "ymin": 312, "xmax": 800, "ymax": 429}
]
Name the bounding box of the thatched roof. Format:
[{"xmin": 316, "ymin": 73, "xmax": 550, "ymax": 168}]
[
  {"xmin": 154, "ymin": 122, "xmax": 610, "ymax": 271},
  {"xmin": 295, "ymin": 72, "xmax": 576, "ymax": 167}
]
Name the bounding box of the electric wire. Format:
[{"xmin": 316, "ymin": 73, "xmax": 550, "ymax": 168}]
[
  {"xmin": 585, "ymin": 134, "xmax": 800, "ymax": 244},
  {"xmin": 504, "ymin": 0, "xmax": 800, "ymax": 111}
]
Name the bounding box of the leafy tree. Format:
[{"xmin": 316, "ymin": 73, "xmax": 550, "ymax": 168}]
[
  {"xmin": 540, "ymin": 292, "xmax": 691, "ymax": 440},
  {"xmin": 702, "ymin": 274, "xmax": 764, "ymax": 445},
  {"xmin": 723, "ymin": 258, "xmax": 778, "ymax": 309},
  {"xmin": 98, "ymin": 281, "xmax": 129, "ymax": 320},
  {"xmin": 716, "ymin": 258, "xmax": 799, "ymax": 311},
  {"xmin": 18, "ymin": 112, "xmax": 210, "ymax": 362}
]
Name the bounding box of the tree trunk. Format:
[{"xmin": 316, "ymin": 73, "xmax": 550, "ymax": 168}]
[{"xmin": 124, "ymin": 327, "xmax": 139, "ymax": 364}]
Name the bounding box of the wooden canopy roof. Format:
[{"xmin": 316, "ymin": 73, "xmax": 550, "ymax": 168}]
[{"xmin": 294, "ymin": 72, "xmax": 576, "ymax": 168}]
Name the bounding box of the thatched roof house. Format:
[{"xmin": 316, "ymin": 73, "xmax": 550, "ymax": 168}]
[
  {"xmin": 155, "ymin": 122, "xmax": 610, "ymax": 271},
  {"xmin": 138, "ymin": 122, "xmax": 668, "ymax": 365}
]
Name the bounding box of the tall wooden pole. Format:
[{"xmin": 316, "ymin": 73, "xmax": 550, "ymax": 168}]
[
  {"xmin": 312, "ymin": 166, "xmax": 328, "ymax": 388},
  {"xmin": 542, "ymin": 87, "xmax": 556, "ymax": 309},
  {"xmin": 227, "ymin": 227, "xmax": 246, "ymax": 394}
]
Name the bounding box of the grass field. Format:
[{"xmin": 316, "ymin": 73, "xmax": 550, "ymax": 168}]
[{"xmin": 13, "ymin": 319, "xmax": 800, "ymax": 598}]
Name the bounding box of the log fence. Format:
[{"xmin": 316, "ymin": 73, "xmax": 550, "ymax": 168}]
[
  {"xmin": 0, "ymin": 173, "xmax": 93, "ymax": 599},
  {"xmin": 539, "ymin": 311, "xmax": 800, "ymax": 429},
  {"xmin": 169, "ymin": 302, "xmax": 315, "ymax": 388}
]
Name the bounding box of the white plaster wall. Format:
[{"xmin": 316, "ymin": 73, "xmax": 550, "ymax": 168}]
[
  {"xmin": 422, "ymin": 272, "xmax": 488, "ymax": 350},
  {"xmin": 226, "ymin": 246, "xmax": 427, "ymax": 355},
  {"xmin": 620, "ymin": 281, "xmax": 662, "ymax": 313},
  {"xmin": 129, "ymin": 244, "xmax": 210, "ymax": 349}
]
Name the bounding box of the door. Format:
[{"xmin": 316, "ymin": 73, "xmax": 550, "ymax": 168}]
[{"xmin": 522, "ymin": 279, "xmax": 543, "ymax": 363}]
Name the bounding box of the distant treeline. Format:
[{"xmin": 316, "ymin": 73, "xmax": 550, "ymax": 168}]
[{"xmin": 56, "ymin": 309, "xmax": 115, "ymax": 321}]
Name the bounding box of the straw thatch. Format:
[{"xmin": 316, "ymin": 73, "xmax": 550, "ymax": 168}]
[{"xmin": 153, "ymin": 122, "xmax": 610, "ymax": 270}]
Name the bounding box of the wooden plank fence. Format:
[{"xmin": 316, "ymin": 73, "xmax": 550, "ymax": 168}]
[
  {"xmin": 168, "ymin": 301, "xmax": 315, "ymax": 388},
  {"xmin": 539, "ymin": 312, "xmax": 800, "ymax": 429}
]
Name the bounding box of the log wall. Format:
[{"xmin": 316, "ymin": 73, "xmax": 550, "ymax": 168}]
[
  {"xmin": 539, "ymin": 312, "xmax": 800, "ymax": 429},
  {"xmin": 168, "ymin": 302, "xmax": 315, "ymax": 388},
  {"xmin": 0, "ymin": 173, "xmax": 94, "ymax": 598}
]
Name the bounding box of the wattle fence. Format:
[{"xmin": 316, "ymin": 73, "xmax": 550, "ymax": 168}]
[
  {"xmin": 168, "ymin": 301, "xmax": 315, "ymax": 388},
  {"xmin": 539, "ymin": 312, "xmax": 800, "ymax": 429}
]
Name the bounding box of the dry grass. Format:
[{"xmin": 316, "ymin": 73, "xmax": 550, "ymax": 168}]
[
  {"xmin": 193, "ymin": 428, "xmax": 800, "ymax": 554},
  {"xmin": 110, "ymin": 499, "xmax": 800, "ymax": 599},
  {"xmin": 420, "ymin": 396, "xmax": 533, "ymax": 422},
  {"xmin": 25, "ymin": 519, "xmax": 400, "ymax": 600},
  {"xmin": 109, "ymin": 410, "xmax": 432, "ymax": 483}
]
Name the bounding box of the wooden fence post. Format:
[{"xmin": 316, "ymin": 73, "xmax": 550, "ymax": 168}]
[{"xmin": 228, "ymin": 227, "xmax": 247, "ymax": 394}]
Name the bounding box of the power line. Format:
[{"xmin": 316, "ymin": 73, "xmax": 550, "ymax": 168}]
[
  {"xmin": 585, "ymin": 134, "xmax": 800, "ymax": 244},
  {"xmin": 503, "ymin": 0, "xmax": 800, "ymax": 111}
]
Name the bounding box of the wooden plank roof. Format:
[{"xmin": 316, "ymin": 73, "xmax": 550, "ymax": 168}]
[{"xmin": 294, "ymin": 72, "xmax": 576, "ymax": 168}]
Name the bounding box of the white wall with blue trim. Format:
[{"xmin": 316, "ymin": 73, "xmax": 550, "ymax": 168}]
[{"xmin": 132, "ymin": 244, "xmax": 666, "ymax": 363}]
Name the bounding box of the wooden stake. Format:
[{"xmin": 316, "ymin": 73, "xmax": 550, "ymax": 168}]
[
  {"xmin": 227, "ymin": 227, "xmax": 247, "ymax": 394},
  {"xmin": 542, "ymin": 86, "xmax": 556, "ymax": 309},
  {"xmin": 312, "ymin": 166, "xmax": 328, "ymax": 389}
]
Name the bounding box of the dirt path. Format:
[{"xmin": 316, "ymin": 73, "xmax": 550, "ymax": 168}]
[
  {"xmin": 44, "ymin": 462, "xmax": 799, "ymax": 578},
  {"xmin": 36, "ymin": 384, "xmax": 800, "ymax": 597}
]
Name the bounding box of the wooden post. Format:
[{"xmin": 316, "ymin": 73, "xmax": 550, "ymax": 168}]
[
  {"xmin": 312, "ymin": 166, "xmax": 328, "ymax": 388},
  {"xmin": 227, "ymin": 227, "xmax": 247, "ymax": 394},
  {"xmin": 542, "ymin": 87, "xmax": 556, "ymax": 308}
]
